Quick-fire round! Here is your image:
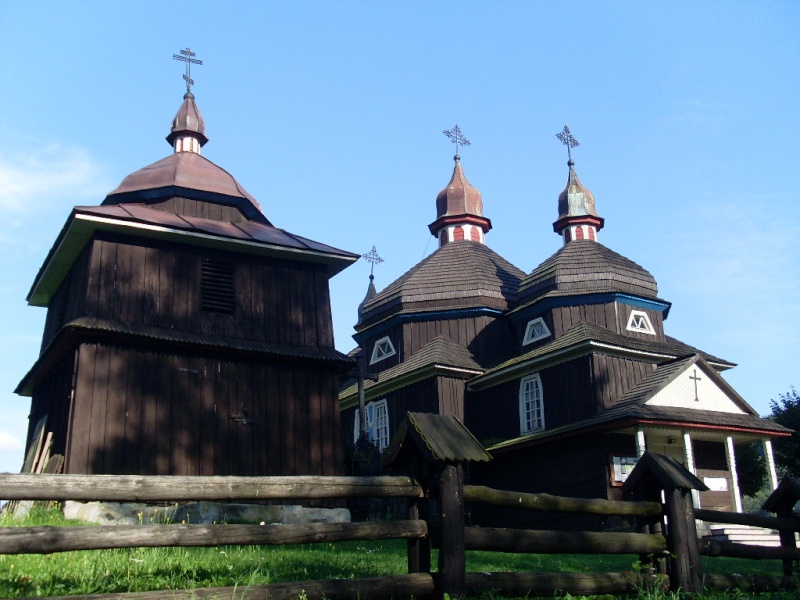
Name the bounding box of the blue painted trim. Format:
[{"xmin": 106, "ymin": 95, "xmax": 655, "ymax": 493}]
[
  {"xmin": 355, "ymin": 306, "xmax": 505, "ymax": 345},
  {"xmin": 512, "ymin": 292, "xmax": 671, "ymax": 321}
]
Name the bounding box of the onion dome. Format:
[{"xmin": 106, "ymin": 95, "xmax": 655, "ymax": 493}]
[
  {"xmin": 518, "ymin": 240, "xmax": 658, "ymax": 306},
  {"xmin": 356, "ymin": 274, "xmax": 378, "ymax": 327},
  {"xmin": 428, "ymin": 156, "xmax": 492, "ymax": 247},
  {"xmin": 102, "ymin": 91, "xmax": 267, "ymax": 223},
  {"xmin": 166, "ymin": 91, "xmax": 208, "ymax": 153},
  {"xmin": 553, "ymin": 159, "xmax": 604, "ymax": 244}
]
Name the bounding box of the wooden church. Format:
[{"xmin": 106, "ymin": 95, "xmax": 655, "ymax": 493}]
[
  {"xmin": 340, "ymin": 126, "xmax": 791, "ymax": 519},
  {"xmin": 17, "ymin": 60, "xmax": 358, "ymax": 477}
]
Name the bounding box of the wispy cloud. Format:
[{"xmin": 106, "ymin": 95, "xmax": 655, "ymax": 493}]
[
  {"xmin": 0, "ymin": 143, "xmax": 109, "ymax": 214},
  {"xmin": 0, "ymin": 431, "xmax": 24, "ymax": 452}
]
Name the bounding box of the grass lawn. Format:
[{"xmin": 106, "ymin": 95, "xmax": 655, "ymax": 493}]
[{"xmin": 0, "ymin": 508, "xmax": 792, "ymax": 599}]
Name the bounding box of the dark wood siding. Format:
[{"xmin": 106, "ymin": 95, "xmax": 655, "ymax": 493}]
[
  {"xmin": 616, "ymin": 304, "xmax": 665, "ymax": 341},
  {"xmin": 472, "ymin": 433, "xmax": 615, "ymax": 529},
  {"xmin": 590, "ymin": 354, "xmax": 655, "ymax": 408},
  {"xmin": 65, "ymin": 342, "xmax": 342, "ymax": 476},
  {"xmin": 341, "ymin": 378, "xmax": 439, "ymax": 451},
  {"xmin": 77, "ymin": 233, "xmax": 336, "ymax": 348},
  {"xmin": 547, "ymin": 302, "xmax": 617, "ymax": 339},
  {"xmin": 467, "ymin": 357, "xmax": 595, "ymax": 446}
]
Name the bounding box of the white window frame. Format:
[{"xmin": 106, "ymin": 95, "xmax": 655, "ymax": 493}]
[
  {"xmin": 519, "ymin": 373, "xmax": 545, "ymax": 435},
  {"xmin": 522, "ymin": 317, "xmax": 551, "ymax": 345},
  {"xmin": 369, "ymin": 336, "xmax": 396, "ymax": 364},
  {"xmin": 353, "ymin": 399, "xmax": 390, "ymax": 451},
  {"xmin": 626, "ymin": 310, "xmax": 656, "ymax": 335}
]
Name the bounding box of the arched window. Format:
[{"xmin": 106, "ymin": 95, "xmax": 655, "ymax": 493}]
[
  {"xmin": 453, "ymin": 226, "xmax": 465, "ymax": 241},
  {"xmin": 575, "ymin": 226, "xmax": 584, "ymax": 240},
  {"xmin": 470, "ymin": 227, "xmax": 480, "ymax": 242},
  {"xmin": 353, "ymin": 399, "xmax": 390, "ymax": 451},
  {"xmin": 519, "ymin": 374, "xmax": 545, "ymax": 434}
]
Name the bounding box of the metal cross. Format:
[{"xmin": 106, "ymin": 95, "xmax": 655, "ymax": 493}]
[
  {"xmin": 362, "ymin": 246, "xmax": 384, "ymax": 277},
  {"xmin": 173, "ymin": 47, "xmax": 203, "ymax": 92},
  {"xmin": 689, "ymin": 369, "xmax": 702, "ymax": 402},
  {"xmin": 556, "ymin": 125, "xmax": 580, "ymax": 161},
  {"xmin": 443, "ymin": 125, "xmax": 471, "ymax": 157}
]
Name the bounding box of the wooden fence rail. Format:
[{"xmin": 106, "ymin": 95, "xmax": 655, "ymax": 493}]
[{"xmin": 1, "ymin": 461, "xmax": 799, "ymax": 598}]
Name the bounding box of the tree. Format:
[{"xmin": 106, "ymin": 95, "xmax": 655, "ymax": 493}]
[
  {"xmin": 734, "ymin": 442, "xmax": 766, "ymax": 497},
  {"xmin": 769, "ymin": 387, "xmax": 800, "ymax": 477}
]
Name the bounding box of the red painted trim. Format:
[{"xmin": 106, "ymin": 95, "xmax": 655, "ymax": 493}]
[
  {"xmin": 553, "ymin": 215, "xmax": 604, "ymax": 234},
  {"xmin": 429, "ymin": 214, "xmax": 492, "ymax": 236}
]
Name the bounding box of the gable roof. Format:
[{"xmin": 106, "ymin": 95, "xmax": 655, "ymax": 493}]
[
  {"xmin": 469, "ymin": 320, "xmax": 734, "ymax": 390},
  {"xmin": 340, "ymin": 335, "xmax": 483, "ymax": 406},
  {"xmin": 518, "ymin": 240, "xmax": 658, "ymax": 307},
  {"xmin": 614, "ymin": 354, "xmax": 756, "ymax": 414},
  {"xmin": 358, "ymin": 241, "xmax": 526, "ymax": 327}
]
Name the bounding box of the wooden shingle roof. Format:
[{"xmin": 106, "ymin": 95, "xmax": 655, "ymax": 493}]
[
  {"xmin": 339, "ymin": 335, "xmax": 483, "ymax": 404},
  {"xmin": 471, "ymin": 320, "xmax": 733, "ymax": 389},
  {"xmin": 518, "ymin": 240, "xmax": 658, "ymax": 306},
  {"xmin": 383, "ymin": 412, "xmax": 492, "ymax": 466},
  {"xmin": 359, "ymin": 241, "xmax": 526, "ymax": 327}
]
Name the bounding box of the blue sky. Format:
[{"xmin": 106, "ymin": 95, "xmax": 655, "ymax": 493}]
[{"xmin": 0, "ymin": 2, "xmax": 797, "ymax": 473}]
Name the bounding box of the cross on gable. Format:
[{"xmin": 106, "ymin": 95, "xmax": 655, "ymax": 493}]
[
  {"xmin": 173, "ymin": 47, "xmax": 203, "ymax": 92},
  {"xmin": 689, "ymin": 369, "xmax": 702, "ymax": 402}
]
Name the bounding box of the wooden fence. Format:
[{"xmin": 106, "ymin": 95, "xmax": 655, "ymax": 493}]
[{"xmin": 0, "ymin": 461, "xmax": 798, "ymax": 598}]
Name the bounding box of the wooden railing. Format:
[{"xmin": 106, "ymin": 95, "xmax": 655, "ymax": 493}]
[{"xmin": 1, "ymin": 468, "xmax": 798, "ymax": 598}]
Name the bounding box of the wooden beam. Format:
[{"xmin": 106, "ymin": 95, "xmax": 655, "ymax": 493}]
[
  {"xmin": 0, "ymin": 521, "xmax": 428, "ymax": 555},
  {"xmin": 464, "ymin": 485, "xmax": 662, "ymax": 517},
  {"xmin": 464, "ymin": 527, "xmax": 666, "ymax": 555},
  {"xmin": 464, "ymin": 571, "xmax": 666, "ymax": 597},
  {"xmin": 0, "ymin": 474, "xmax": 423, "ymax": 501}
]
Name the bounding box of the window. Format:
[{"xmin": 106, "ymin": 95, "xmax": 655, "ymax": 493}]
[
  {"xmin": 522, "ymin": 317, "xmax": 551, "ymax": 345},
  {"xmin": 353, "ymin": 399, "xmax": 390, "ymax": 451},
  {"xmin": 201, "ymin": 258, "xmax": 235, "ymax": 314},
  {"xmin": 626, "ymin": 310, "xmax": 656, "ymax": 335},
  {"xmin": 370, "ymin": 336, "xmax": 396, "ymax": 364},
  {"xmin": 519, "ymin": 374, "xmax": 544, "ymax": 434}
]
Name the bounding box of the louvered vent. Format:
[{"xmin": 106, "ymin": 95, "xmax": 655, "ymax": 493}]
[{"xmin": 201, "ymin": 258, "xmax": 235, "ymax": 314}]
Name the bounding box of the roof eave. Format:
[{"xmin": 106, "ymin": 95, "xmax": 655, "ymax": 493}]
[{"xmin": 28, "ymin": 213, "xmax": 358, "ymax": 306}]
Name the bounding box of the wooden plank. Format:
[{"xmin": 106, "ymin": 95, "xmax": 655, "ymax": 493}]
[
  {"xmin": 21, "ymin": 417, "xmax": 47, "ymax": 474},
  {"xmin": 128, "ymin": 243, "xmax": 147, "ymax": 323},
  {"xmin": 464, "ymin": 485, "xmax": 662, "ymax": 517},
  {"xmin": 294, "ymin": 365, "xmax": 310, "ymax": 475},
  {"xmin": 0, "ymin": 474, "xmax": 424, "ymax": 501},
  {"xmin": 142, "ymin": 246, "xmax": 160, "ymax": 326},
  {"xmin": 106, "ymin": 349, "xmax": 130, "ymax": 474},
  {"xmin": 465, "ymin": 527, "xmax": 666, "ymax": 555},
  {"xmin": 123, "ymin": 350, "xmax": 142, "ymax": 474},
  {"xmin": 308, "ymin": 370, "xmax": 323, "ymax": 476},
  {"xmin": 156, "ymin": 249, "xmax": 175, "ymax": 329},
  {"xmin": 314, "ymin": 268, "xmax": 333, "ymax": 346},
  {"xmin": 200, "ymin": 359, "xmax": 216, "ymax": 476},
  {"xmin": 153, "ymin": 354, "xmax": 172, "ymax": 475},
  {"xmin": 90, "ymin": 345, "xmax": 111, "ymax": 473},
  {"xmin": 0, "ymin": 520, "xmax": 427, "ymax": 555}
]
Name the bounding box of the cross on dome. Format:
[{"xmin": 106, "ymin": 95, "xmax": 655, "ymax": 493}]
[
  {"xmin": 173, "ymin": 47, "xmax": 203, "ymax": 93},
  {"xmin": 443, "ymin": 125, "xmax": 471, "ymax": 160}
]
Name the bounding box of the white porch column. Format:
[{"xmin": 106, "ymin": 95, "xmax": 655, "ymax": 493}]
[
  {"xmin": 682, "ymin": 431, "xmax": 700, "ymax": 508},
  {"xmin": 725, "ymin": 436, "xmax": 743, "ymax": 513},
  {"xmin": 635, "ymin": 427, "xmax": 646, "ymax": 458},
  {"xmin": 763, "ymin": 439, "xmax": 779, "ymax": 491}
]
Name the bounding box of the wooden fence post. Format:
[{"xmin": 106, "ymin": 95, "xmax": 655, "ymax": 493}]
[
  {"xmin": 663, "ymin": 487, "xmax": 703, "ymax": 592},
  {"xmin": 622, "ymin": 451, "xmax": 709, "ymax": 594},
  {"xmin": 381, "ymin": 412, "xmax": 492, "ymax": 599},
  {"xmin": 762, "ymin": 476, "xmax": 800, "ymax": 577},
  {"xmin": 437, "ymin": 463, "xmax": 466, "ymax": 598}
]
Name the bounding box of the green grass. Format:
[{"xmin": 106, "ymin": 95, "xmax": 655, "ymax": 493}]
[{"xmin": 0, "ymin": 508, "xmax": 793, "ymax": 598}]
